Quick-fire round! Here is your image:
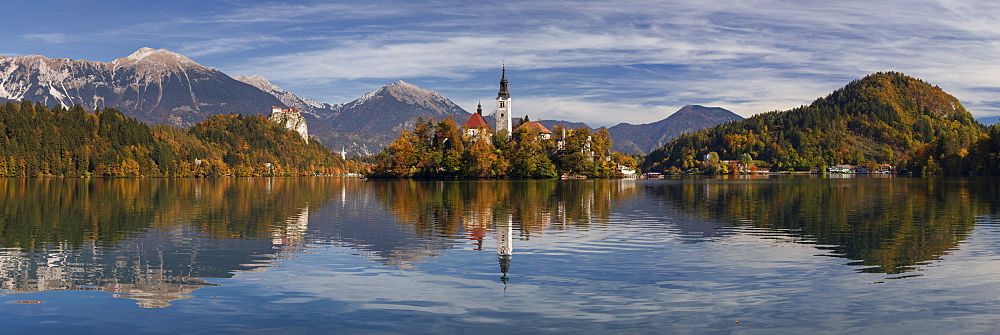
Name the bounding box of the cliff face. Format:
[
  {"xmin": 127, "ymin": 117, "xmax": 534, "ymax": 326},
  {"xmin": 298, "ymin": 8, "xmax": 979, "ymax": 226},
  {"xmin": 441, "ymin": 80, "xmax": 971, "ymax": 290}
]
[{"xmin": 269, "ymin": 108, "xmax": 309, "ymax": 142}]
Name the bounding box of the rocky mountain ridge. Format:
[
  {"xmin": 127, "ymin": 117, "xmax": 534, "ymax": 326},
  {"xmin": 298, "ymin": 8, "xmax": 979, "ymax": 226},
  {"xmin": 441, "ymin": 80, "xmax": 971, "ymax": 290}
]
[
  {"xmin": 233, "ymin": 75, "xmax": 332, "ymax": 114},
  {"xmin": 0, "ymin": 47, "xmax": 282, "ymax": 127},
  {"xmin": 608, "ymin": 105, "xmax": 744, "ymax": 154}
]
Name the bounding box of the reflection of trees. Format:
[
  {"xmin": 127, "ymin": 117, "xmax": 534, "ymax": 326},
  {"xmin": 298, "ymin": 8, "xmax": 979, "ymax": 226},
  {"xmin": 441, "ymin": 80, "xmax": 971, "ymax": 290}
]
[
  {"xmin": 373, "ymin": 180, "xmax": 639, "ymax": 239},
  {"xmin": 651, "ymin": 177, "xmax": 983, "ymax": 274},
  {"xmin": 364, "ymin": 179, "xmax": 638, "ymax": 273},
  {"xmin": 0, "ymin": 178, "xmax": 340, "ymax": 307}
]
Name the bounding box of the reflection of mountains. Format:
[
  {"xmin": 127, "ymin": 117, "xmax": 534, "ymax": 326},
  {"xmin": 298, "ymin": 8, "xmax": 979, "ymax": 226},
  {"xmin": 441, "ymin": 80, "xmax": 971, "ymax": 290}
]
[
  {"xmin": 648, "ymin": 177, "xmax": 992, "ymax": 274},
  {"xmin": 0, "ymin": 178, "xmax": 340, "ymax": 307}
]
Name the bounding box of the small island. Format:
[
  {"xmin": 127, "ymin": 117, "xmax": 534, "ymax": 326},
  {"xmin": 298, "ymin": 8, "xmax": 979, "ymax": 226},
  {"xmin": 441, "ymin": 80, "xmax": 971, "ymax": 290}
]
[{"xmin": 369, "ymin": 67, "xmax": 637, "ymax": 179}]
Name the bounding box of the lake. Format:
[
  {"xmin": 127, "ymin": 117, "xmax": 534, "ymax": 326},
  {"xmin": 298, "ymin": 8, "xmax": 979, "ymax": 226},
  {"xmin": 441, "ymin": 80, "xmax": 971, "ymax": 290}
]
[{"xmin": 1, "ymin": 176, "xmax": 999, "ymax": 333}]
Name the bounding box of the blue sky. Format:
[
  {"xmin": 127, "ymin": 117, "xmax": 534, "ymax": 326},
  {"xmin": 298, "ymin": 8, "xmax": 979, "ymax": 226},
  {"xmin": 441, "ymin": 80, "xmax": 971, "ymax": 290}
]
[{"xmin": 3, "ymin": 0, "xmax": 999, "ymax": 127}]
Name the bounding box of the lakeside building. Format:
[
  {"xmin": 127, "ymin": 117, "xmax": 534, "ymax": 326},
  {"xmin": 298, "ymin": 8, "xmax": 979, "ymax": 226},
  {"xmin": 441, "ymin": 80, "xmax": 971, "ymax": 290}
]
[{"xmin": 463, "ymin": 103, "xmax": 491, "ymax": 137}]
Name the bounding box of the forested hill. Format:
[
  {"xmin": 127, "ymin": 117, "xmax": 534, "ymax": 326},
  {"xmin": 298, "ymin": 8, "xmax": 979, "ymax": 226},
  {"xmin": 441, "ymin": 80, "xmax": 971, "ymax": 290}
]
[
  {"xmin": 641, "ymin": 72, "xmax": 984, "ymax": 174},
  {"xmin": 0, "ymin": 100, "xmax": 352, "ymax": 177}
]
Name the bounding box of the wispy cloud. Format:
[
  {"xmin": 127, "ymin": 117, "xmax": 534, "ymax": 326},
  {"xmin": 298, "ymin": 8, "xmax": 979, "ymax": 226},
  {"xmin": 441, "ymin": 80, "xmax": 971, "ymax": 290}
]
[
  {"xmin": 9, "ymin": 0, "xmax": 1000, "ymax": 124},
  {"xmin": 22, "ymin": 33, "xmax": 68, "ymax": 44},
  {"xmin": 203, "ymin": 2, "xmax": 416, "ymax": 23},
  {"xmin": 176, "ymin": 36, "xmax": 288, "ymax": 57}
]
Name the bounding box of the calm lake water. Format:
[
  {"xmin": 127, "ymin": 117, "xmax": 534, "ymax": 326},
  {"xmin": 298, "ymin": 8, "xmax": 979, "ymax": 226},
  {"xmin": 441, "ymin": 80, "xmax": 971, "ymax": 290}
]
[{"xmin": 1, "ymin": 176, "xmax": 1000, "ymax": 333}]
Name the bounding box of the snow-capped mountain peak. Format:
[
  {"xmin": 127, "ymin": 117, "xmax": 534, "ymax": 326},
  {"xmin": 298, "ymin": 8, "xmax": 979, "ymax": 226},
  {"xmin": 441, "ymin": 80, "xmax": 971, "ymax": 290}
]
[
  {"xmin": 116, "ymin": 47, "xmax": 200, "ymax": 67},
  {"xmin": 125, "ymin": 47, "xmax": 161, "ymax": 61}
]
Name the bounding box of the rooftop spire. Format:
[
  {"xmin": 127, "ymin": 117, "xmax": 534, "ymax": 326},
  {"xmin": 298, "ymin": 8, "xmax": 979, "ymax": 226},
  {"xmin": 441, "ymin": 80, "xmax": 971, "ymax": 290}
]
[
  {"xmin": 497, "ymin": 65, "xmax": 510, "ymax": 99},
  {"xmin": 477, "ymin": 101, "xmax": 483, "ymax": 115}
]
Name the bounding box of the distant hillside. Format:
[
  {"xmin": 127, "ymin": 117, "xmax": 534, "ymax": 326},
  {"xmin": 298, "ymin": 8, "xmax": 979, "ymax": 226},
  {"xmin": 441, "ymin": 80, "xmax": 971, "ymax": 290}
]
[
  {"xmin": 609, "ymin": 105, "xmax": 743, "ymax": 154},
  {"xmin": 642, "ymin": 72, "xmax": 984, "ymax": 173}
]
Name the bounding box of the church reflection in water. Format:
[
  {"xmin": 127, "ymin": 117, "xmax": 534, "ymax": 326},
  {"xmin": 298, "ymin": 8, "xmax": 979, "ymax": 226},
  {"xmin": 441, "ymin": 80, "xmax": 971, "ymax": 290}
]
[{"xmin": 496, "ymin": 215, "xmax": 513, "ymax": 284}]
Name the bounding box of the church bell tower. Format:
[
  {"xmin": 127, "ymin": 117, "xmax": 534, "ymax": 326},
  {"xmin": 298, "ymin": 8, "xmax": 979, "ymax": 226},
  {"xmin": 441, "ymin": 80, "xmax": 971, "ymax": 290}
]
[{"xmin": 495, "ymin": 66, "xmax": 512, "ymax": 138}]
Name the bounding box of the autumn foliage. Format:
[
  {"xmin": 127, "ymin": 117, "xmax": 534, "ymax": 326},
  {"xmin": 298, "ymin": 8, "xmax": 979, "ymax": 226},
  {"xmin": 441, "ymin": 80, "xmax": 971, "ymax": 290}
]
[
  {"xmin": 642, "ymin": 72, "xmax": 986, "ymax": 175},
  {"xmin": 371, "ymin": 118, "xmax": 635, "ymax": 179},
  {"xmin": 0, "ymin": 100, "xmax": 355, "ymax": 177}
]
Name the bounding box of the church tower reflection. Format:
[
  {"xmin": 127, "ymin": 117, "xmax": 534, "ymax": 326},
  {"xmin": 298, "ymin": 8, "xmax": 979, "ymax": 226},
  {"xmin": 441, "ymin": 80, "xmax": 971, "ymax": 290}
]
[{"xmin": 496, "ymin": 214, "xmax": 513, "ymax": 284}]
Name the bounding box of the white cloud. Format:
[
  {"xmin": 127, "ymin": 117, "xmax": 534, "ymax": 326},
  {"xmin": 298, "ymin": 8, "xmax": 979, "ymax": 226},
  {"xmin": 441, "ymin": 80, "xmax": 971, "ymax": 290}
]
[
  {"xmin": 201, "ymin": 2, "xmax": 415, "ymax": 24},
  {"xmin": 176, "ymin": 36, "xmax": 287, "ymax": 57},
  {"xmin": 22, "ymin": 33, "xmax": 68, "ymax": 44}
]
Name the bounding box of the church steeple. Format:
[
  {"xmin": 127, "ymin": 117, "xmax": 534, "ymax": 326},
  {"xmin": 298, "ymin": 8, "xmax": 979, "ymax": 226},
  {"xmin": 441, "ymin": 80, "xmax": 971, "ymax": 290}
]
[
  {"xmin": 497, "ymin": 65, "xmax": 510, "ymax": 99},
  {"xmin": 495, "ymin": 65, "xmax": 512, "ymax": 138},
  {"xmin": 477, "ymin": 101, "xmax": 483, "ymax": 115}
]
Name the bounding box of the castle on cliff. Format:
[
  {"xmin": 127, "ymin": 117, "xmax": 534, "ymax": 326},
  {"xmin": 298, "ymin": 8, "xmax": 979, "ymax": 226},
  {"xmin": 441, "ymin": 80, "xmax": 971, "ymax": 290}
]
[{"xmin": 268, "ymin": 106, "xmax": 309, "ymax": 143}]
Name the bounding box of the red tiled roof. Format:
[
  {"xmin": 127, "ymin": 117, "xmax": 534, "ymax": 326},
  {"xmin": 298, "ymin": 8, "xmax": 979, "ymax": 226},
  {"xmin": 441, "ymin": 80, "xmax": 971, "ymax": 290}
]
[
  {"xmin": 463, "ymin": 113, "xmax": 491, "ymax": 129},
  {"xmin": 516, "ymin": 121, "xmax": 552, "ymax": 134}
]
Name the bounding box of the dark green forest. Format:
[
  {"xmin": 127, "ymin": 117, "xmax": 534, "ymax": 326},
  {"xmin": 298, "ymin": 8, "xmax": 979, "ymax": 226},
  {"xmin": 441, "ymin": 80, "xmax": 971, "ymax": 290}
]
[
  {"xmin": 642, "ymin": 72, "xmax": 990, "ymax": 175},
  {"xmin": 0, "ymin": 100, "xmax": 354, "ymax": 177}
]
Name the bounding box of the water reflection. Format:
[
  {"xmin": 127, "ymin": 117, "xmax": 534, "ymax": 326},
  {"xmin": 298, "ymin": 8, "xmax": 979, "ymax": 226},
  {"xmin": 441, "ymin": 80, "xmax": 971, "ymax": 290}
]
[
  {"xmin": 0, "ymin": 178, "xmax": 342, "ymax": 307},
  {"xmin": 317, "ymin": 180, "xmax": 639, "ymax": 280},
  {"xmin": 648, "ymin": 176, "xmax": 997, "ymax": 274},
  {"xmin": 0, "ymin": 176, "xmax": 997, "ymax": 310},
  {"xmin": 355, "ymin": 177, "xmax": 1000, "ymax": 276}
]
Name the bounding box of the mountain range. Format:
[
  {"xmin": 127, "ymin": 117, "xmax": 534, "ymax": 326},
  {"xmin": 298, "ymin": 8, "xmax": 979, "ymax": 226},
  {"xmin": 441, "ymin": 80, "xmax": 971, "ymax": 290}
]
[
  {"xmin": 0, "ymin": 48, "xmax": 280, "ymax": 126},
  {"xmin": 0, "ymin": 48, "xmax": 737, "ymax": 156}
]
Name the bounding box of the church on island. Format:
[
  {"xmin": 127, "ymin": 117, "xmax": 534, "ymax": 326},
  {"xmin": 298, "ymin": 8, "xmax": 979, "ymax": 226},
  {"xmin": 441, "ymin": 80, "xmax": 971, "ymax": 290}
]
[
  {"xmin": 372, "ymin": 65, "xmax": 636, "ymax": 180},
  {"xmin": 462, "ymin": 66, "xmax": 553, "ymax": 140}
]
